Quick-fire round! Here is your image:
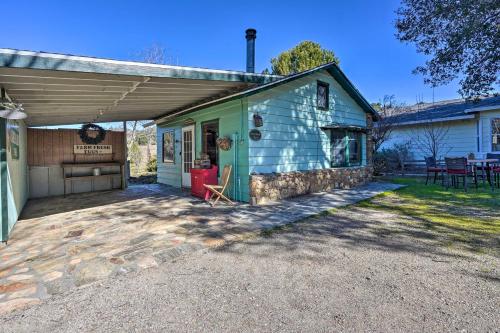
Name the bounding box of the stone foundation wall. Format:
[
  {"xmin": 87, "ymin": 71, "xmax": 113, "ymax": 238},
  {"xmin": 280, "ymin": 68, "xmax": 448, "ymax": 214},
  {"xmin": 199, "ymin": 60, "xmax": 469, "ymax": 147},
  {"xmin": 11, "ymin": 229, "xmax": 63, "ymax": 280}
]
[{"xmin": 249, "ymin": 166, "xmax": 373, "ymax": 204}]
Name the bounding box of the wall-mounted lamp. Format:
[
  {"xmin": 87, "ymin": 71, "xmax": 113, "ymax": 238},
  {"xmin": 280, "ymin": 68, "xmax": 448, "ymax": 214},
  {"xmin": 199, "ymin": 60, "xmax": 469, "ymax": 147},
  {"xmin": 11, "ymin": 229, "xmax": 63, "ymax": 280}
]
[
  {"xmin": 0, "ymin": 88, "xmax": 27, "ymax": 120},
  {"xmin": 0, "ymin": 102, "xmax": 27, "ymax": 120}
]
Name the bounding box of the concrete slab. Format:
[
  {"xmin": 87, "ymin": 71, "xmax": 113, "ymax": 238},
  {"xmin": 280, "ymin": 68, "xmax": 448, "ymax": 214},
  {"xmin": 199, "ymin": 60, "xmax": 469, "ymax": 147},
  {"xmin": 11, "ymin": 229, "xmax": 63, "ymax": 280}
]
[{"xmin": 0, "ymin": 181, "xmax": 401, "ymax": 314}]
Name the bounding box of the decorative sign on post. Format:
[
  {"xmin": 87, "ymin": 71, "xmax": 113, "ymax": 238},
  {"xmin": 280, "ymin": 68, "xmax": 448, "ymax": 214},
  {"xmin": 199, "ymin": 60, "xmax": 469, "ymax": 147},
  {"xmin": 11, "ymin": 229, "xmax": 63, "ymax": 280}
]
[
  {"xmin": 74, "ymin": 145, "xmax": 112, "ymax": 155},
  {"xmin": 249, "ymin": 129, "xmax": 262, "ymax": 141},
  {"xmin": 253, "ymin": 114, "xmax": 263, "ymax": 127}
]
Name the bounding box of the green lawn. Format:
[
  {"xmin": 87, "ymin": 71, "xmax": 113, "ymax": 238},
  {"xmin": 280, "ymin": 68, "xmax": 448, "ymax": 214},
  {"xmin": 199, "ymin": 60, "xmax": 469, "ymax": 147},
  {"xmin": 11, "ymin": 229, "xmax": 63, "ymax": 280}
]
[{"xmin": 359, "ymin": 177, "xmax": 500, "ymax": 253}]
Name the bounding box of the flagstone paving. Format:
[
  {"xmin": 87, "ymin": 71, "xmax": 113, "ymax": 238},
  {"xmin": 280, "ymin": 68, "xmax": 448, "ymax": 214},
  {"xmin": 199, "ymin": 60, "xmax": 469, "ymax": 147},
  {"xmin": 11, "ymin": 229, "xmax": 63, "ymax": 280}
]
[{"xmin": 0, "ymin": 182, "xmax": 401, "ymax": 314}]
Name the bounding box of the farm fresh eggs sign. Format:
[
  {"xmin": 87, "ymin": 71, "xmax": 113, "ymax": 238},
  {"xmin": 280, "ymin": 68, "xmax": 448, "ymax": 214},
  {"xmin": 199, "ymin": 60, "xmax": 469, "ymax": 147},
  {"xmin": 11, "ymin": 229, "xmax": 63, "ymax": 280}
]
[{"xmin": 74, "ymin": 145, "xmax": 112, "ymax": 155}]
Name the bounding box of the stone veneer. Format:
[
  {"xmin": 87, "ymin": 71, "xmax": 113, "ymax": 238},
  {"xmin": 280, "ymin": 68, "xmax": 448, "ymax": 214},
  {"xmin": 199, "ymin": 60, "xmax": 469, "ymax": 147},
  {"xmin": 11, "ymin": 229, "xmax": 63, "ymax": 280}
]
[
  {"xmin": 250, "ymin": 113, "xmax": 373, "ymax": 204},
  {"xmin": 249, "ymin": 166, "xmax": 374, "ymax": 204},
  {"xmin": 249, "ymin": 112, "xmax": 376, "ymax": 204}
]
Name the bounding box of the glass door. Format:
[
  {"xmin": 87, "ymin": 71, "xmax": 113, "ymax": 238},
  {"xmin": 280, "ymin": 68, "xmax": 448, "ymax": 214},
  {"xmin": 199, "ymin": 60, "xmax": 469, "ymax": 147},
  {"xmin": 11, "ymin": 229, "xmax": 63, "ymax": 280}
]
[{"xmin": 181, "ymin": 125, "xmax": 195, "ymax": 187}]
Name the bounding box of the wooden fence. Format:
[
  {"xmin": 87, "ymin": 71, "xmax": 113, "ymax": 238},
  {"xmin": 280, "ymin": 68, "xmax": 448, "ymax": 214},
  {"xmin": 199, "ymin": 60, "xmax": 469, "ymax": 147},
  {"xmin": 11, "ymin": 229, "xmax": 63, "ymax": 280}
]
[
  {"xmin": 27, "ymin": 128, "xmax": 126, "ymax": 198},
  {"xmin": 27, "ymin": 128, "xmax": 125, "ymax": 166}
]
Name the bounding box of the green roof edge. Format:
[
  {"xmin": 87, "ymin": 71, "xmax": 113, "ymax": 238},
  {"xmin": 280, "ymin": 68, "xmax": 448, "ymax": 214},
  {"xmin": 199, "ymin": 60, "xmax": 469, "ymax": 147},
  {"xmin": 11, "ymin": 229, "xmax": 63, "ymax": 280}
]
[{"xmin": 0, "ymin": 48, "xmax": 277, "ymax": 84}]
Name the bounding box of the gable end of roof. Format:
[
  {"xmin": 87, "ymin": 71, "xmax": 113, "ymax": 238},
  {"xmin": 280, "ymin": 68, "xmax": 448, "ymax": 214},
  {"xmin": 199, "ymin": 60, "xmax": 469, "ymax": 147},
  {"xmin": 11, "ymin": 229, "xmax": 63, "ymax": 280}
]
[{"xmin": 155, "ymin": 62, "xmax": 379, "ymax": 124}]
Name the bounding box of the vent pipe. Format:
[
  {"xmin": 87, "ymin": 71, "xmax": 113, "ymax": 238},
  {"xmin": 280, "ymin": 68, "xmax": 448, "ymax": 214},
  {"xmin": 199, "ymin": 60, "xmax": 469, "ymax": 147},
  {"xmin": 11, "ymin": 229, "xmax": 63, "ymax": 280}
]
[{"xmin": 245, "ymin": 28, "xmax": 256, "ymax": 73}]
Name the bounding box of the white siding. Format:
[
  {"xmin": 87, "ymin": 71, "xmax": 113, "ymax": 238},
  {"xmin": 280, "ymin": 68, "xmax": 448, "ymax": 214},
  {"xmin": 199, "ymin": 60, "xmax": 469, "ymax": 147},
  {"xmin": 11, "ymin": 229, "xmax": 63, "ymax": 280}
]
[
  {"xmin": 479, "ymin": 109, "xmax": 500, "ymax": 154},
  {"xmin": 382, "ymin": 119, "xmax": 478, "ymax": 161},
  {"xmin": 248, "ymin": 70, "xmax": 368, "ymax": 174},
  {"xmin": 6, "ymin": 120, "xmax": 28, "ymax": 234}
]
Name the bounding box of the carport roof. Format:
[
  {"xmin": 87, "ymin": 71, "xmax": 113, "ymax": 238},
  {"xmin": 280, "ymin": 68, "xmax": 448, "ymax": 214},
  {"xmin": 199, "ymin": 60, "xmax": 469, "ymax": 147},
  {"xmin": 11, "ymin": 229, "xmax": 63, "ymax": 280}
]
[{"xmin": 0, "ymin": 48, "xmax": 280, "ymax": 126}]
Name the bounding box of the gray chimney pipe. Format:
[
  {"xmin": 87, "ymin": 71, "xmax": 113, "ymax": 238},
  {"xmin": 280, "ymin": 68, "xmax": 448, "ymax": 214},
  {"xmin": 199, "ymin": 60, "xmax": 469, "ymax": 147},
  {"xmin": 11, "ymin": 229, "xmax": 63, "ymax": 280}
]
[{"xmin": 245, "ymin": 28, "xmax": 256, "ymax": 73}]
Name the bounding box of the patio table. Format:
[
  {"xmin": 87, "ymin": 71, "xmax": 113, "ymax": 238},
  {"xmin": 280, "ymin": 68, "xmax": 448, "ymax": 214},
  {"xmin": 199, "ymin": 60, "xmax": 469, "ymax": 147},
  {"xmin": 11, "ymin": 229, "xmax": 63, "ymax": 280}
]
[{"xmin": 467, "ymin": 158, "xmax": 499, "ymax": 185}]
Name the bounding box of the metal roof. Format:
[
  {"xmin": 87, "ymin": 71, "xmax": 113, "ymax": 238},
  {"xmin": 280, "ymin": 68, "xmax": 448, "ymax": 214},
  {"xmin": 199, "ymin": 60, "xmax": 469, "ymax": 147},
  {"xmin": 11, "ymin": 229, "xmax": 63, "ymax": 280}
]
[
  {"xmin": 387, "ymin": 95, "xmax": 500, "ymax": 126},
  {"xmin": 0, "ymin": 49, "xmax": 377, "ymax": 127},
  {"xmin": 0, "ymin": 48, "xmax": 279, "ymax": 126},
  {"xmin": 155, "ymin": 62, "xmax": 379, "ymax": 124}
]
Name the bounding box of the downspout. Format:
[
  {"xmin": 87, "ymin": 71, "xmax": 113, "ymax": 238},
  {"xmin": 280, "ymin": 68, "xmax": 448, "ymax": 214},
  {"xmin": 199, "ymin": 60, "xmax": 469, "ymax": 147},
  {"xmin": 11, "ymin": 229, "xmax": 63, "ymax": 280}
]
[
  {"xmin": 236, "ymin": 98, "xmax": 246, "ymax": 202},
  {"xmin": 0, "ymin": 117, "xmax": 8, "ymax": 242},
  {"xmin": 477, "ymin": 115, "xmax": 482, "ymax": 155},
  {"xmin": 233, "ymin": 132, "xmax": 239, "ymax": 201},
  {"xmin": 237, "ymin": 132, "xmax": 241, "ymax": 201}
]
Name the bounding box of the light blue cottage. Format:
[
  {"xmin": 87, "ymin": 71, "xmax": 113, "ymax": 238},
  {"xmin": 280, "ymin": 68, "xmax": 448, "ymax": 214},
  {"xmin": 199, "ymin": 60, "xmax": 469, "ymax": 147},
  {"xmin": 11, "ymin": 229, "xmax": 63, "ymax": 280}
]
[{"xmin": 155, "ymin": 63, "xmax": 378, "ymax": 204}]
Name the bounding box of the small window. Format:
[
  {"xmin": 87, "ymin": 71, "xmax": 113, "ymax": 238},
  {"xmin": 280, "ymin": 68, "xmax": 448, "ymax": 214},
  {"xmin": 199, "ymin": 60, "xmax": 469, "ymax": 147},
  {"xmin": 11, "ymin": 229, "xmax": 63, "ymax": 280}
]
[
  {"xmin": 162, "ymin": 131, "xmax": 175, "ymax": 163},
  {"xmin": 492, "ymin": 118, "xmax": 500, "ymax": 152},
  {"xmin": 317, "ymin": 81, "xmax": 329, "ymax": 110},
  {"xmin": 330, "ymin": 129, "xmax": 362, "ymax": 167}
]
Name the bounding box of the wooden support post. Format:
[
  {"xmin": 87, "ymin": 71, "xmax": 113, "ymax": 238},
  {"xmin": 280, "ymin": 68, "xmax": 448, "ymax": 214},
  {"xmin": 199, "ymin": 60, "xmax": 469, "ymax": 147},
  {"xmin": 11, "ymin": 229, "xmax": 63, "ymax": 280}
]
[
  {"xmin": 122, "ymin": 121, "xmax": 128, "ymax": 189},
  {"xmin": 63, "ymin": 165, "xmax": 67, "ymax": 196},
  {"xmin": 0, "ymin": 117, "xmax": 8, "ymax": 242}
]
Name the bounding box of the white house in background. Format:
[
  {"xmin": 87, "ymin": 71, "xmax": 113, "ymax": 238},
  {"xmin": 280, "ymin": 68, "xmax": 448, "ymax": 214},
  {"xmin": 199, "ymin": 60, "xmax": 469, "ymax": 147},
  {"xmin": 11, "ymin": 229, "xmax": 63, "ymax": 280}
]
[{"xmin": 382, "ymin": 96, "xmax": 500, "ymax": 161}]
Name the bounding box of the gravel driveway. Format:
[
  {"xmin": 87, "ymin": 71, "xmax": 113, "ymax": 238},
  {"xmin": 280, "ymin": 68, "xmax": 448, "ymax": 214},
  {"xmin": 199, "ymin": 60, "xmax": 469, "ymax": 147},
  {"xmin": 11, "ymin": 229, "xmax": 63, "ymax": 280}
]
[{"xmin": 1, "ymin": 206, "xmax": 498, "ymax": 332}]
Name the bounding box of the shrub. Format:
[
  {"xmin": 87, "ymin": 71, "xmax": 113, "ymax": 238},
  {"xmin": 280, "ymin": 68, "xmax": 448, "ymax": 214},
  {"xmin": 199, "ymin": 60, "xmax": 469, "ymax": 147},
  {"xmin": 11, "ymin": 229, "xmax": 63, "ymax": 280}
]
[
  {"xmin": 374, "ymin": 142, "xmax": 412, "ymax": 175},
  {"xmin": 374, "ymin": 149, "xmax": 397, "ymax": 175},
  {"xmin": 146, "ymin": 157, "xmax": 157, "ymax": 172},
  {"xmin": 393, "ymin": 142, "xmax": 412, "ymax": 175}
]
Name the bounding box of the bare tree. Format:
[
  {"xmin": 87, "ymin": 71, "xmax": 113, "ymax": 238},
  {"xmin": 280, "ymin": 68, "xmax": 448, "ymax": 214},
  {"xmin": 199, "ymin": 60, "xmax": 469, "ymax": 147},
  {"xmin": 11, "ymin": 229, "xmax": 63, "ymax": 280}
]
[
  {"xmin": 409, "ymin": 94, "xmax": 451, "ymax": 163},
  {"xmin": 126, "ymin": 44, "xmax": 167, "ymax": 172},
  {"xmin": 140, "ymin": 44, "xmax": 167, "ymax": 65},
  {"xmin": 413, "ymin": 121, "xmax": 451, "ymax": 161},
  {"xmin": 129, "ymin": 141, "xmax": 142, "ymax": 175},
  {"xmin": 371, "ymin": 95, "xmax": 407, "ymax": 152},
  {"xmin": 140, "ymin": 123, "xmax": 156, "ymax": 162}
]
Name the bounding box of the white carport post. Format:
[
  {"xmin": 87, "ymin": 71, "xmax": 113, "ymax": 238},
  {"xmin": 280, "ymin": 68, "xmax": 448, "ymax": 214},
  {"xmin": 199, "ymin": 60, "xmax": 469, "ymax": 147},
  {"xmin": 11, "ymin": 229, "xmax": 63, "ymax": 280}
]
[{"xmin": 123, "ymin": 121, "xmax": 128, "ymax": 188}]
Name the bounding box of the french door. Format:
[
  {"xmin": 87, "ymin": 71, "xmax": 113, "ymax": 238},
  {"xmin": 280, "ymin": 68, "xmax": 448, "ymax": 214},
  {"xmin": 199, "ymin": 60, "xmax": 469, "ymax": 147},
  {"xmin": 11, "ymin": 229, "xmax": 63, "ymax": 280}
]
[{"xmin": 181, "ymin": 125, "xmax": 195, "ymax": 187}]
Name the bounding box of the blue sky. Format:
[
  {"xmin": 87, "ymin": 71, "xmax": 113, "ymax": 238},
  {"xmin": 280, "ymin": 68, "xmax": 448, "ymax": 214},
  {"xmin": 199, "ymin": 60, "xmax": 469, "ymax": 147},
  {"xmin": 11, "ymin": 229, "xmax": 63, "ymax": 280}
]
[{"xmin": 3, "ymin": 0, "xmax": 462, "ymax": 106}]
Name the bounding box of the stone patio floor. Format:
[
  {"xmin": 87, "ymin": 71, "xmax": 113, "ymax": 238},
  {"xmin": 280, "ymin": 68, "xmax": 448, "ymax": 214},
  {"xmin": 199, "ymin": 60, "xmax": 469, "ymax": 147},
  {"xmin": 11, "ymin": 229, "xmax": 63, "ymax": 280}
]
[{"xmin": 0, "ymin": 182, "xmax": 401, "ymax": 314}]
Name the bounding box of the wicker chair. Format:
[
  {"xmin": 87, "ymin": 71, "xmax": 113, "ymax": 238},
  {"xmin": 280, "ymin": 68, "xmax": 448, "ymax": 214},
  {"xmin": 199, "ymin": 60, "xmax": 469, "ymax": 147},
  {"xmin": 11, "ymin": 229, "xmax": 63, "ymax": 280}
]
[
  {"xmin": 445, "ymin": 157, "xmax": 477, "ymax": 191},
  {"xmin": 424, "ymin": 156, "xmax": 445, "ymax": 185}
]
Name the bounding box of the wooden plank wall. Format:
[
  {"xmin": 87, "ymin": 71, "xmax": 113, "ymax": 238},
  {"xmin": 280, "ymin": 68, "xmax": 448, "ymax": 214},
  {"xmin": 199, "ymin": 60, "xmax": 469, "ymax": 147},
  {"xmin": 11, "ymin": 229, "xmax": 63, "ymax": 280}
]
[
  {"xmin": 27, "ymin": 128, "xmax": 125, "ymax": 166},
  {"xmin": 247, "ymin": 70, "xmax": 368, "ymax": 174}
]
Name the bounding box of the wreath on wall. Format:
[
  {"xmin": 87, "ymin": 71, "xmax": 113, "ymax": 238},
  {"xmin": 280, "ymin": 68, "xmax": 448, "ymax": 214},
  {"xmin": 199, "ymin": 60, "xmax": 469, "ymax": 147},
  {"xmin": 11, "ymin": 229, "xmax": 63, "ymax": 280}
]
[
  {"xmin": 216, "ymin": 136, "xmax": 232, "ymax": 151},
  {"xmin": 78, "ymin": 123, "xmax": 106, "ymax": 144}
]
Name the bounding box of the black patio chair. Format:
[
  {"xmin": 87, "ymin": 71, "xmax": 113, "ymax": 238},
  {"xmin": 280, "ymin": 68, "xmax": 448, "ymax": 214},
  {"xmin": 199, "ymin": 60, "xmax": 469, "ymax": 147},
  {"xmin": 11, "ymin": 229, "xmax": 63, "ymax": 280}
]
[
  {"xmin": 424, "ymin": 156, "xmax": 446, "ymax": 185},
  {"xmin": 486, "ymin": 152, "xmax": 500, "ymax": 163},
  {"xmin": 486, "ymin": 153, "xmax": 500, "ymax": 190},
  {"xmin": 479, "ymin": 153, "xmax": 500, "ymax": 173},
  {"xmin": 445, "ymin": 157, "xmax": 477, "ymax": 192}
]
